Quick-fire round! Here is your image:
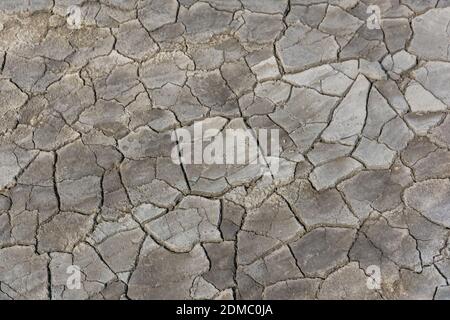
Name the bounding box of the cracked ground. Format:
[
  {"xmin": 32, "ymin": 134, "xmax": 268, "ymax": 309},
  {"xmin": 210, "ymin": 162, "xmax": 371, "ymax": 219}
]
[{"xmin": 1, "ymin": 0, "xmax": 450, "ymax": 300}]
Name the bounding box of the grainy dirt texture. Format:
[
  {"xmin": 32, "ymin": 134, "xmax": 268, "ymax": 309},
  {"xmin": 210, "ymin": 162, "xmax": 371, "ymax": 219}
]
[{"xmin": 1, "ymin": 0, "xmax": 450, "ymax": 300}]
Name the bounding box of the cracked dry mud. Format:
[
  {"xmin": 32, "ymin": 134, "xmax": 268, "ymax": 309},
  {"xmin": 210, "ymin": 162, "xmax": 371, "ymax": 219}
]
[{"xmin": 1, "ymin": 0, "xmax": 450, "ymax": 300}]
